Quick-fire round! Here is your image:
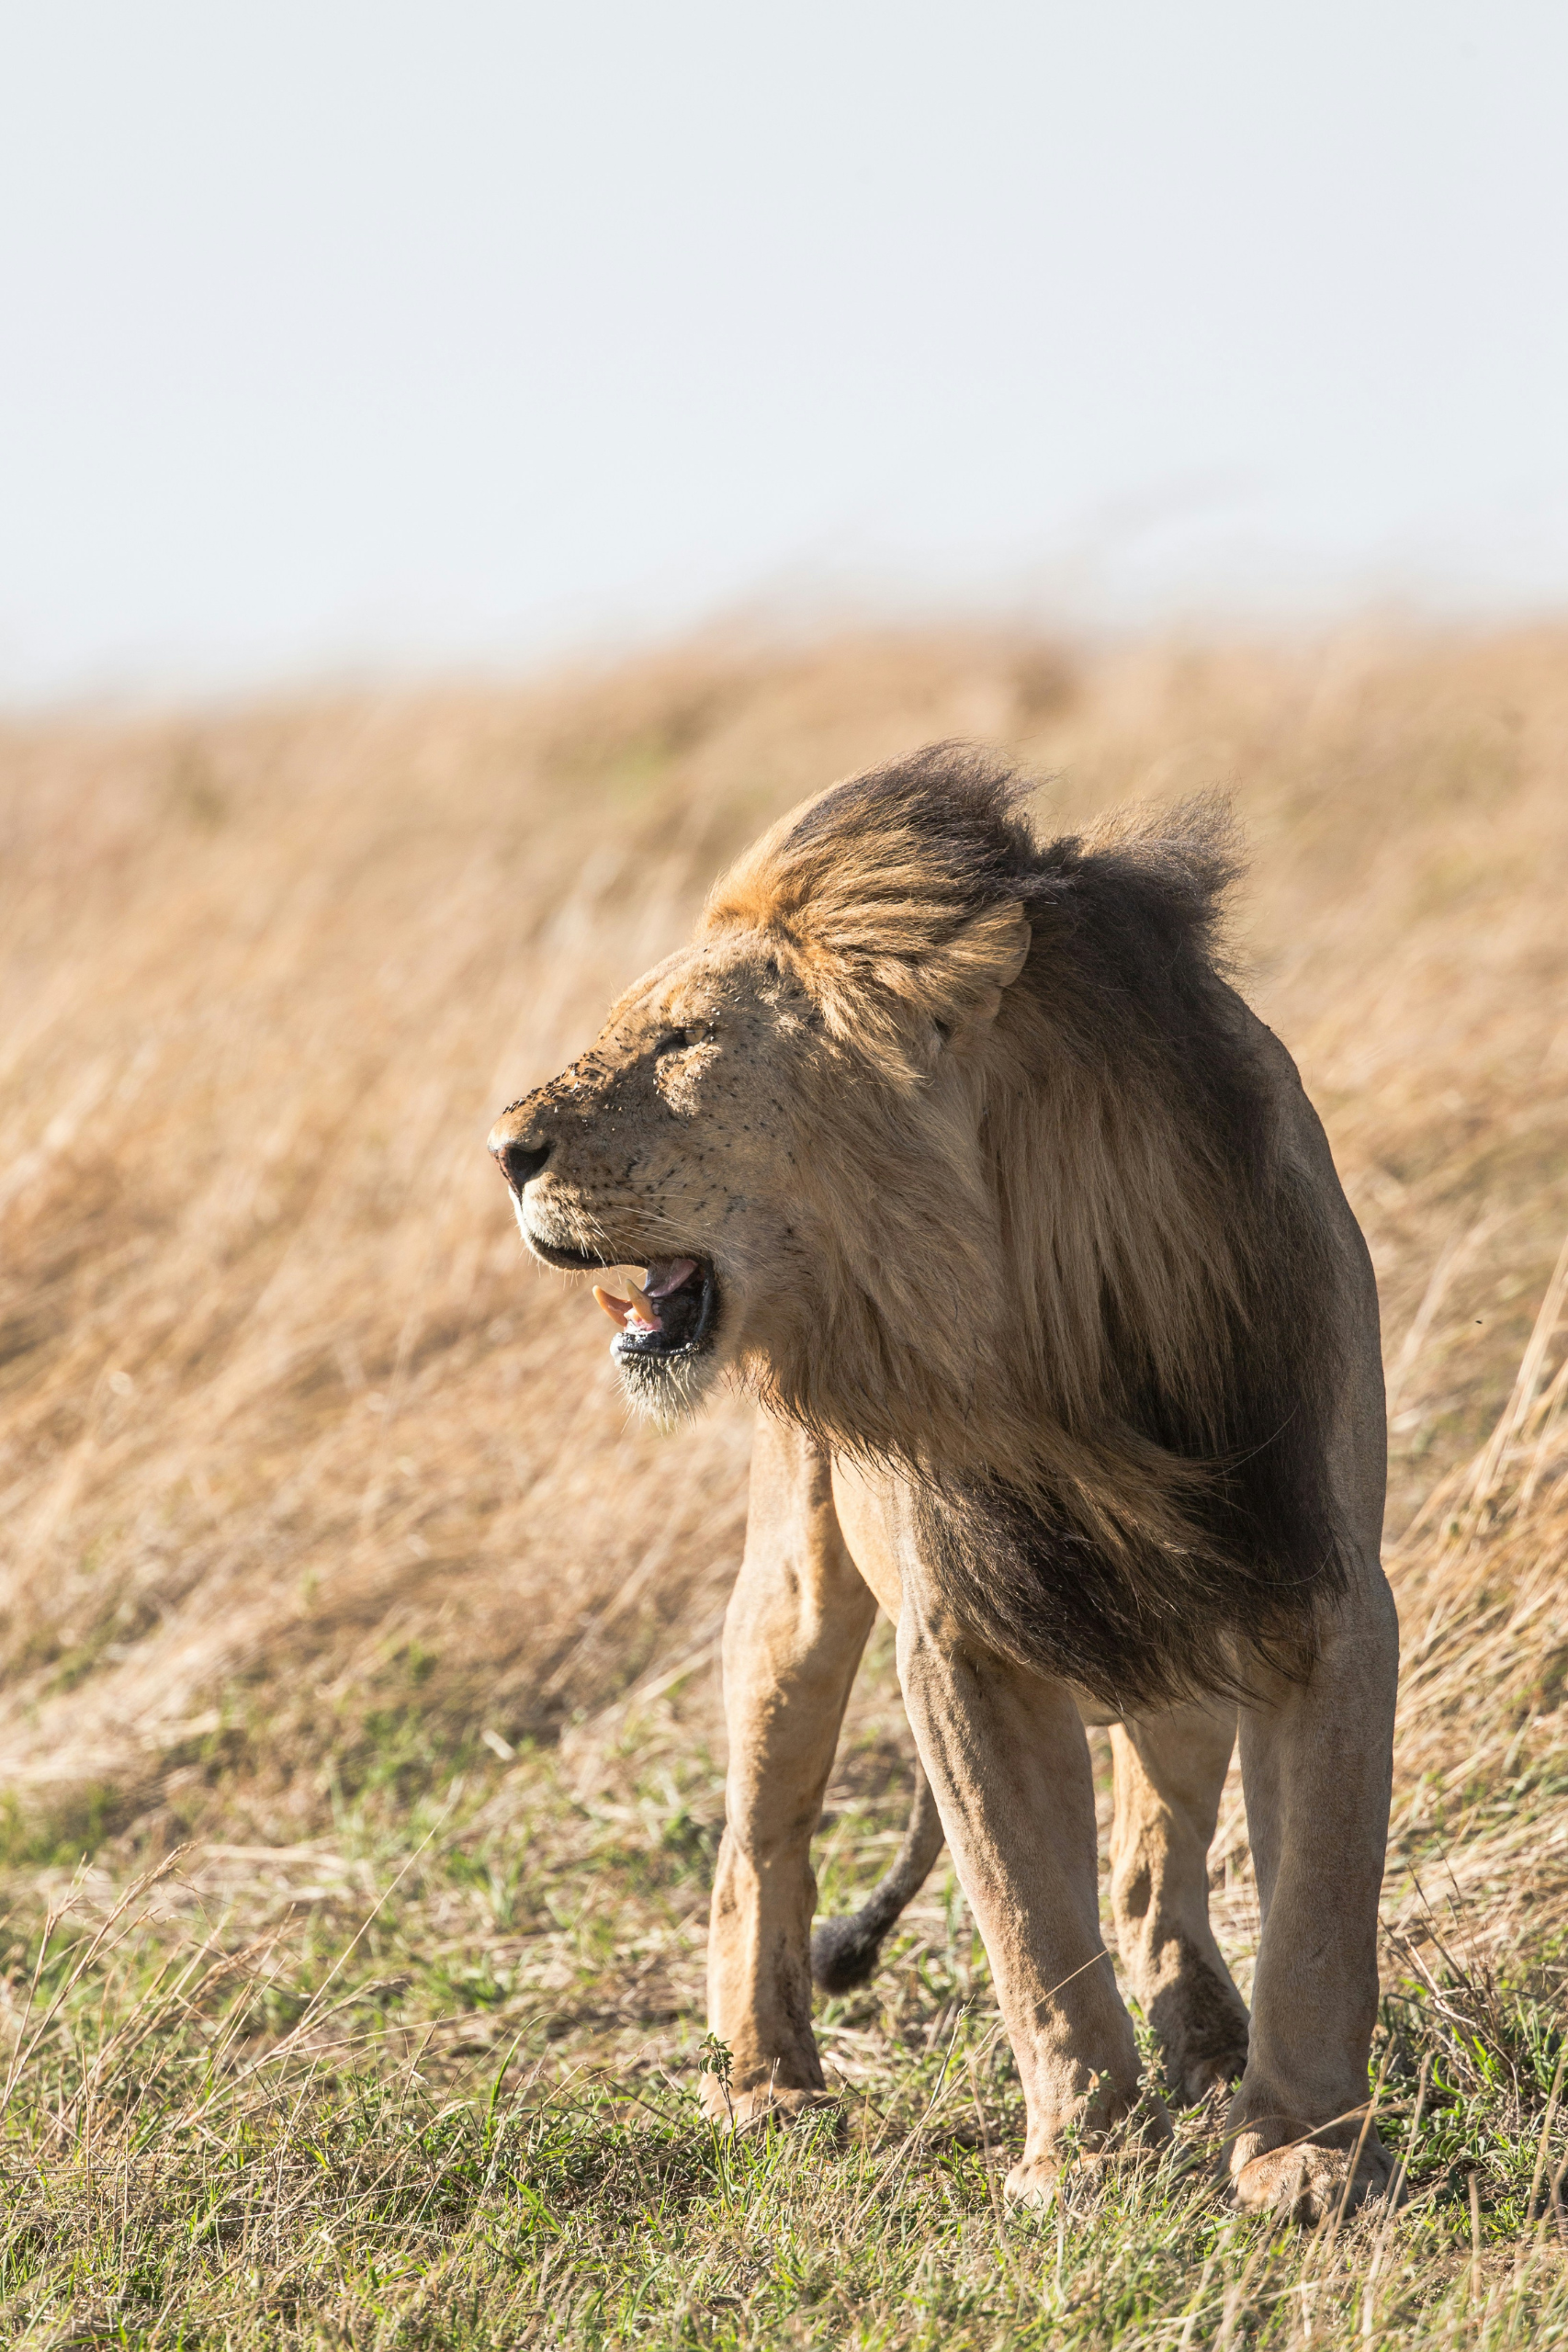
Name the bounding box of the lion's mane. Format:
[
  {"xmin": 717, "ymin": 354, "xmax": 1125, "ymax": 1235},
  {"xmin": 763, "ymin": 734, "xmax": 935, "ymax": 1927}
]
[{"xmin": 701, "ymin": 747, "xmax": 1352, "ymax": 1711}]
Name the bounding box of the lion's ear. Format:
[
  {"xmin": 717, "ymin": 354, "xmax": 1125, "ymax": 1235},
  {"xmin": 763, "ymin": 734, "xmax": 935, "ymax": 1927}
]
[{"xmin": 920, "ymin": 902, "xmax": 1032, "ymax": 1054}]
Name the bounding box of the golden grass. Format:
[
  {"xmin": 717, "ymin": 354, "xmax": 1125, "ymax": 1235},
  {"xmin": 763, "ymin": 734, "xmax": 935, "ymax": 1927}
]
[
  {"xmin": 1, "ymin": 620, "xmax": 1566, "ymax": 1893},
  {"xmin": 2, "ymin": 627, "xmax": 1568, "ymax": 2344}
]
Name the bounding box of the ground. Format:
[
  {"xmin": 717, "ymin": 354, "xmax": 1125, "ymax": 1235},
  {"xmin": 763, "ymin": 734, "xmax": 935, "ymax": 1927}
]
[{"xmin": 0, "ymin": 624, "xmax": 1566, "ymax": 2345}]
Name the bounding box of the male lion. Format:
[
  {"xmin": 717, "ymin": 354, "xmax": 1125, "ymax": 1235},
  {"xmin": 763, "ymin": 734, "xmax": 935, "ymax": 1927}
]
[{"xmin": 488, "ymin": 750, "xmax": 1398, "ymax": 2219}]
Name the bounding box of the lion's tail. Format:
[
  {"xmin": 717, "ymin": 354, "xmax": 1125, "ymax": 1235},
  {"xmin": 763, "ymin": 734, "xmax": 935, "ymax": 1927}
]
[{"xmin": 809, "ymin": 1759, "xmax": 945, "ymax": 1995}]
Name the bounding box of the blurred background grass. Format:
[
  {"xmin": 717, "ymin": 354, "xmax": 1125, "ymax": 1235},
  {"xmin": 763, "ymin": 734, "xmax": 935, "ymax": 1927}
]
[
  {"xmin": 1, "ymin": 623, "xmax": 1566, "ymax": 2342},
  {"xmin": 3, "ymin": 621, "xmax": 1564, "ymax": 1855}
]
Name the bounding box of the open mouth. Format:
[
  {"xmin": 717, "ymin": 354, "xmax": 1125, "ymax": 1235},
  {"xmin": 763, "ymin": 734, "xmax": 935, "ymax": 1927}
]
[{"xmin": 592, "ymin": 1257, "xmax": 717, "ymax": 1363}]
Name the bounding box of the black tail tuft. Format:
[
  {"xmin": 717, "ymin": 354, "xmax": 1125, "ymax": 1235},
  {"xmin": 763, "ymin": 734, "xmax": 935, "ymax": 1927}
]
[{"xmin": 810, "ymin": 1761, "xmax": 945, "ymax": 1995}]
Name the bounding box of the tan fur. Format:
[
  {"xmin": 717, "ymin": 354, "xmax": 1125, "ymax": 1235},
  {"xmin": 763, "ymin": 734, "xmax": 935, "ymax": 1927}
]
[
  {"xmin": 489, "ymin": 751, "xmax": 1400, "ymax": 2217},
  {"xmin": 701, "ymin": 786, "xmax": 1242, "ymax": 1515}
]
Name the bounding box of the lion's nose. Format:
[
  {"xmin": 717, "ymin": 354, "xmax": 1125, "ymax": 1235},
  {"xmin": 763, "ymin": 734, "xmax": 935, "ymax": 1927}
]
[{"xmin": 488, "ymin": 1125, "xmax": 553, "ymax": 1191}]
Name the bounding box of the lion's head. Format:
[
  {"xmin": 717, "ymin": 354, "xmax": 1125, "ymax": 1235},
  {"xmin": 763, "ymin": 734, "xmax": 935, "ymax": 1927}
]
[{"xmin": 487, "ymin": 749, "xmax": 1034, "ymax": 1430}]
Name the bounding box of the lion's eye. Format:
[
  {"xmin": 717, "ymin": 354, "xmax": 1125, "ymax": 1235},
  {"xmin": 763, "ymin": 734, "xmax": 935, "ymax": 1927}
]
[{"xmin": 653, "ymin": 1028, "xmax": 694, "ymax": 1057}]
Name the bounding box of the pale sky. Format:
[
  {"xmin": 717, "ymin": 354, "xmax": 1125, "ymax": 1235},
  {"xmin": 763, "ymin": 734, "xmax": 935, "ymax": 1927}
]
[{"xmin": 2, "ymin": 2, "xmax": 1565, "ymax": 702}]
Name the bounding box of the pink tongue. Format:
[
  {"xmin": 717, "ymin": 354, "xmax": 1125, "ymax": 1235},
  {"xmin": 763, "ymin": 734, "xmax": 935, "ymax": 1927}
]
[{"xmin": 645, "ymin": 1257, "xmax": 698, "ymax": 1300}]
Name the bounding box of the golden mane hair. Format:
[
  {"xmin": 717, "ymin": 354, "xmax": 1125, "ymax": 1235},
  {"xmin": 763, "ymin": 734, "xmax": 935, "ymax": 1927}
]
[{"xmin": 701, "ymin": 747, "xmax": 1350, "ymax": 1710}]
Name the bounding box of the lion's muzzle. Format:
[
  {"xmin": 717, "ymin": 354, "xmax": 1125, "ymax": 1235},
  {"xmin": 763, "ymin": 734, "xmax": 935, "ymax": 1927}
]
[{"xmin": 487, "ymin": 1114, "xmax": 552, "ymax": 1193}]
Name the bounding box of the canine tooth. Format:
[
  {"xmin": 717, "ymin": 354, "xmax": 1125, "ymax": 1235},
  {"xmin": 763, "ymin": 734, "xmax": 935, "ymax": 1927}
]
[
  {"xmin": 613, "ymin": 1267, "xmax": 662, "ymax": 1332},
  {"xmin": 592, "ymin": 1284, "xmax": 632, "ymax": 1327}
]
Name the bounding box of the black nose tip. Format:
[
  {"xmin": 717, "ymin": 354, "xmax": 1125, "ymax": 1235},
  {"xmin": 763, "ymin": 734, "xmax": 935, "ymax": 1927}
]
[{"xmin": 494, "ymin": 1136, "xmax": 552, "ymax": 1190}]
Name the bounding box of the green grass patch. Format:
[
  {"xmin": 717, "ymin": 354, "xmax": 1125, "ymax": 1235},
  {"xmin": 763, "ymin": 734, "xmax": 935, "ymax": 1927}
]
[{"xmin": 0, "ymin": 1744, "xmax": 1564, "ymax": 2346}]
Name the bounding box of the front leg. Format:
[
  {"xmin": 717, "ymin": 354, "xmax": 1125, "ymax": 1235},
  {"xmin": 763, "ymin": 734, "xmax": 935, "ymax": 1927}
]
[
  {"xmin": 896, "ymin": 1566, "xmax": 1155, "ymax": 2201},
  {"xmin": 704, "ymin": 1416, "xmax": 877, "ymax": 2126}
]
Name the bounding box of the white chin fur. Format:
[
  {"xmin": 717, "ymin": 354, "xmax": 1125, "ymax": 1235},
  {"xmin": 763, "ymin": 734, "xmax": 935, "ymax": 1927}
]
[{"xmin": 613, "ymin": 1340, "xmax": 720, "ymax": 1424}]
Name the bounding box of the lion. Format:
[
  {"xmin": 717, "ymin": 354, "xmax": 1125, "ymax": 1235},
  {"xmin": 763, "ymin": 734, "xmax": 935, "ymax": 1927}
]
[{"xmin": 488, "ymin": 748, "xmax": 1398, "ymax": 2220}]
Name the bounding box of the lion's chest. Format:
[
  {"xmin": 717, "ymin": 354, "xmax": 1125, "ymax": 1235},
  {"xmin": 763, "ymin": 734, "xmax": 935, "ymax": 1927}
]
[{"xmin": 829, "ymin": 1457, "xmax": 1120, "ymax": 1727}]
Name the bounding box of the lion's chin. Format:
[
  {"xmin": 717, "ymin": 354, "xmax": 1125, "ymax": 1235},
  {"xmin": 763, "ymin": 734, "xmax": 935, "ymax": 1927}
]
[
  {"xmin": 615, "ymin": 1343, "xmax": 725, "ymax": 1424},
  {"xmin": 608, "ymin": 1258, "xmax": 724, "ymax": 1423}
]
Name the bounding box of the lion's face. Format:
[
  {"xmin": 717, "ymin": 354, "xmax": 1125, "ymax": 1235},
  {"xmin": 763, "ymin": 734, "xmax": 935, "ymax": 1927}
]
[
  {"xmin": 488, "ymin": 934, "xmax": 826, "ymax": 1415},
  {"xmin": 489, "ymin": 759, "xmax": 1038, "ymax": 1430}
]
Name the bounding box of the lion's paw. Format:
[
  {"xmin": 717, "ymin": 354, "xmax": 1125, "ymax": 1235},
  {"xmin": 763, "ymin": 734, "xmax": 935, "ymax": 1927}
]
[
  {"xmin": 1003, "ymin": 2151, "xmax": 1066, "ymax": 2207},
  {"xmin": 1004, "ymin": 2102, "xmax": 1173, "ymax": 2207},
  {"xmin": 1005, "ymin": 2151, "xmax": 1127, "ymax": 2207},
  {"xmin": 1177, "ymin": 2041, "xmax": 1250, "ymax": 2107},
  {"xmin": 1231, "ymin": 2138, "xmax": 1395, "ymax": 2224},
  {"xmin": 700, "ymin": 2079, "xmax": 840, "ymax": 2135}
]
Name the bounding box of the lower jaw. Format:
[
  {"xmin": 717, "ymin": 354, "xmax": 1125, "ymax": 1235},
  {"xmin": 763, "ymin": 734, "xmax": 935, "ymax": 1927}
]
[{"xmin": 613, "ymin": 1339, "xmax": 721, "ymax": 1419}]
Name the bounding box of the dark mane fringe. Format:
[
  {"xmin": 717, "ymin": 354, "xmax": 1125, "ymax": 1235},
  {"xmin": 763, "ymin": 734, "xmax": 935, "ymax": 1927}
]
[
  {"xmin": 915, "ymin": 1142, "xmax": 1350, "ymax": 1713},
  {"xmin": 976, "ymin": 773, "xmax": 1348, "ymax": 1709},
  {"xmin": 715, "ymin": 745, "xmax": 1355, "ymax": 1713}
]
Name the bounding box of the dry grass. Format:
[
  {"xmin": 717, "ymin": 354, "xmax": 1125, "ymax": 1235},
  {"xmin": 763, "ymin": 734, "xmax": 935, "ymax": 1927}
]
[{"xmin": 1, "ymin": 622, "xmax": 1567, "ymax": 2344}]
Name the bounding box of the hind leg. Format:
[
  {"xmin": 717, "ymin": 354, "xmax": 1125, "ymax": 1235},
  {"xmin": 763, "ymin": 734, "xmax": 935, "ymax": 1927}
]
[{"xmin": 1110, "ymin": 1702, "xmax": 1250, "ymax": 2104}]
